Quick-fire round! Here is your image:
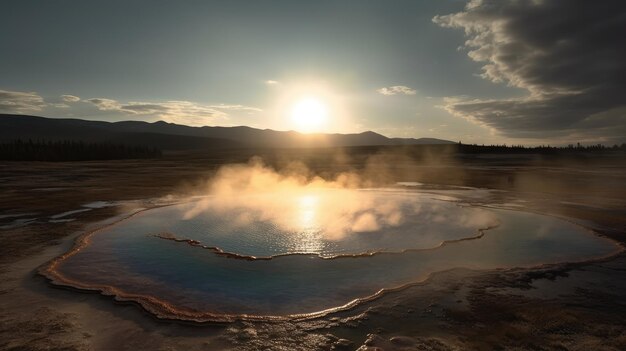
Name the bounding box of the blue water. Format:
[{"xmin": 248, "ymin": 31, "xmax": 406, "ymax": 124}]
[
  {"xmin": 96, "ymin": 190, "xmax": 498, "ymax": 257},
  {"xmin": 57, "ymin": 190, "xmax": 619, "ymax": 317}
]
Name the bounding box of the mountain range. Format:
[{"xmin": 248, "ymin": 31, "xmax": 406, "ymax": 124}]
[{"xmin": 0, "ymin": 114, "xmax": 454, "ymax": 150}]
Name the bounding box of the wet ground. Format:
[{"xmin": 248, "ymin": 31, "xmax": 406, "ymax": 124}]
[{"xmin": 1, "ymin": 149, "xmax": 625, "ymax": 350}]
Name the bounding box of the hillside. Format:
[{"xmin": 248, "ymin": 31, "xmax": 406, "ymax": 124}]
[{"xmin": 0, "ymin": 114, "xmax": 454, "ymax": 150}]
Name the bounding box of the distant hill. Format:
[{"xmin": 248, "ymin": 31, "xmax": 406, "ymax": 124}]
[{"xmin": 0, "ymin": 114, "xmax": 454, "ymax": 151}]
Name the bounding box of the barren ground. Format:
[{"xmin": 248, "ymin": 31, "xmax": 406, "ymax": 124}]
[{"xmin": 1, "ymin": 147, "xmax": 625, "ymax": 350}]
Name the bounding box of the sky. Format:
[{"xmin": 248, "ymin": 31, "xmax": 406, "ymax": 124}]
[{"xmin": 1, "ymin": 0, "xmax": 624, "ymax": 145}]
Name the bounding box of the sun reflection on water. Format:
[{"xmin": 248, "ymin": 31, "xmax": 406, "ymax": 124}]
[
  {"xmin": 297, "ymin": 194, "xmax": 319, "ymax": 229},
  {"xmin": 285, "ymin": 193, "xmax": 326, "ymax": 253}
]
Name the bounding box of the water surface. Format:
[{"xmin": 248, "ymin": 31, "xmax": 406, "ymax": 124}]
[{"xmin": 47, "ymin": 189, "xmax": 619, "ymax": 319}]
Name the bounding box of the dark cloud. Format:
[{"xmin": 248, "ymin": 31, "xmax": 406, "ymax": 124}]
[{"xmin": 434, "ymin": 0, "xmax": 626, "ymax": 142}]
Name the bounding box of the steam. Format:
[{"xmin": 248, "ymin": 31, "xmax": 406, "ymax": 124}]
[
  {"xmin": 182, "ymin": 158, "xmax": 402, "ymax": 239},
  {"xmin": 181, "ymin": 157, "xmax": 497, "ymax": 240}
]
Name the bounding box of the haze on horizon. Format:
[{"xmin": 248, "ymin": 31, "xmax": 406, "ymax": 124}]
[{"xmin": 1, "ymin": 0, "xmax": 624, "ymax": 146}]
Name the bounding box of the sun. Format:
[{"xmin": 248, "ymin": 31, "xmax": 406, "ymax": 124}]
[{"xmin": 290, "ymin": 97, "xmax": 328, "ymax": 133}]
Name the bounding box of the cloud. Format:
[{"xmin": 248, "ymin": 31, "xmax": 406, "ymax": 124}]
[
  {"xmin": 0, "ymin": 89, "xmax": 46, "ymax": 113},
  {"xmin": 50, "ymin": 103, "xmax": 71, "ymax": 109},
  {"xmin": 117, "ymin": 103, "xmax": 169, "ymax": 114},
  {"xmin": 377, "ymin": 86, "xmax": 417, "ymax": 96},
  {"xmin": 60, "ymin": 94, "xmax": 80, "ymax": 102},
  {"xmin": 86, "ymin": 98, "xmax": 262, "ymax": 126},
  {"xmin": 207, "ymin": 104, "xmax": 263, "ymax": 113},
  {"xmin": 0, "ymin": 88, "xmax": 262, "ymax": 127},
  {"xmin": 86, "ymin": 98, "xmax": 120, "ymax": 111},
  {"xmin": 434, "ymin": 0, "xmax": 626, "ymax": 142}
]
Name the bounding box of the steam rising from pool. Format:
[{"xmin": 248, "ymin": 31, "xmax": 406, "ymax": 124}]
[
  {"xmin": 183, "ymin": 159, "xmax": 497, "ymax": 241},
  {"xmin": 41, "ymin": 159, "xmax": 622, "ymax": 322}
]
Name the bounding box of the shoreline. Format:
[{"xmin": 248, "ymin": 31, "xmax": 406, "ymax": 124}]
[{"xmin": 36, "ymin": 189, "xmax": 625, "ymax": 324}]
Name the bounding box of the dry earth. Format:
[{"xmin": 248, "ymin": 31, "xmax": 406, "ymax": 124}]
[{"xmin": 1, "ymin": 148, "xmax": 625, "ymax": 350}]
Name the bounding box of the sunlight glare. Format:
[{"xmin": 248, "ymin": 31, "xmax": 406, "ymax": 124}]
[
  {"xmin": 290, "ymin": 97, "xmax": 328, "ymax": 132},
  {"xmin": 297, "ymin": 194, "xmax": 319, "ymax": 229}
]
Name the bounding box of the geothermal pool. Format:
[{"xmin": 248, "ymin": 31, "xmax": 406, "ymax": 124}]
[{"xmin": 43, "ymin": 189, "xmax": 620, "ymax": 322}]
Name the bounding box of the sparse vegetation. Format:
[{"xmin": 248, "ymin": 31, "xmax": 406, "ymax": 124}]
[{"xmin": 456, "ymin": 141, "xmax": 626, "ymax": 154}]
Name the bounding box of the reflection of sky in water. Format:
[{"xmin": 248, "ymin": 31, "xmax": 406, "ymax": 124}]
[
  {"xmin": 105, "ymin": 191, "xmax": 499, "ymax": 257},
  {"xmin": 58, "ymin": 190, "xmax": 620, "ymax": 317}
]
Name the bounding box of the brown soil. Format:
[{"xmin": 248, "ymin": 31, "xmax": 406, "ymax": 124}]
[{"xmin": 1, "ymin": 147, "xmax": 625, "ymax": 350}]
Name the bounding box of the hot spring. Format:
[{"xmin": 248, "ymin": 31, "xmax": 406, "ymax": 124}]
[{"xmin": 42, "ymin": 188, "xmax": 620, "ymax": 322}]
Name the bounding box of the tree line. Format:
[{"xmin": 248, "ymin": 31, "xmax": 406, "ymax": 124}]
[
  {"xmin": 456, "ymin": 142, "xmax": 626, "ymax": 154},
  {"xmin": 0, "ymin": 139, "xmax": 162, "ymax": 161}
]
